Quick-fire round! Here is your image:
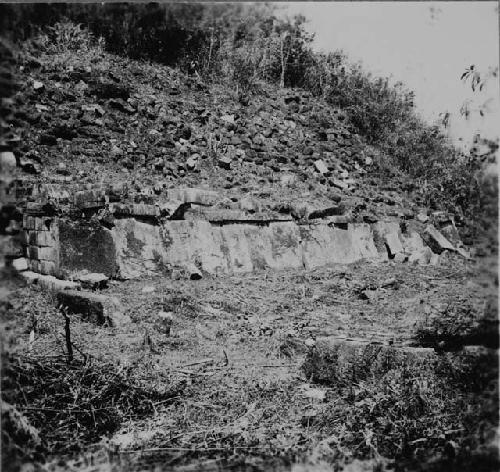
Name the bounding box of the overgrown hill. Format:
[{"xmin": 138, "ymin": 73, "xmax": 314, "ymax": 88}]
[
  {"xmin": 1, "ymin": 36, "xmax": 461, "ymax": 226},
  {"xmin": 0, "ymin": 4, "xmax": 496, "ymax": 252}
]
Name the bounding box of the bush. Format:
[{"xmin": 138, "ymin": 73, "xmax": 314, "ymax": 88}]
[{"xmin": 36, "ymin": 20, "xmax": 101, "ymax": 54}]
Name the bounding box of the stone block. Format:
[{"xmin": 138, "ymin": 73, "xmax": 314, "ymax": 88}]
[
  {"xmin": 73, "ymin": 189, "xmax": 105, "ymax": 209},
  {"xmin": 0, "ymin": 235, "xmax": 23, "ymax": 257},
  {"xmin": 59, "ymin": 220, "xmax": 118, "ymax": 278},
  {"xmin": 28, "ymin": 260, "xmax": 40, "ymax": 272},
  {"xmin": 27, "ymin": 245, "xmax": 39, "ymax": 259},
  {"xmin": 20, "ymin": 271, "xmax": 40, "ymax": 284},
  {"xmin": 331, "ymin": 179, "xmax": 349, "ymax": 190},
  {"xmin": 303, "ymin": 337, "xmax": 437, "ymax": 386},
  {"xmin": 308, "ymin": 205, "xmax": 345, "ymax": 220},
  {"xmin": 108, "ymin": 203, "xmax": 159, "ymax": 218},
  {"xmin": 42, "ymin": 184, "xmax": 71, "ymax": 203},
  {"xmin": 168, "ymin": 188, "xmax": 220, "ymax": 206},
  {"xmin": 39, "ymin": 260, "xmax": 57, "ymax": 275},
  {"xmin": 303, "ymin": 337, "xmax": 497, "ymax": 395},
  {"xmin": 423, "ymin": 224, "xmax": 455, "ymax": 254},
  {"xmin": 24, "ymin": 216, "xmax": 35, "ymax": 230},
  {"xmin": 36, "ymin": 230, "xmax": 56, "ymax": 247},
  {"xmin": 218, "ymin": 155, "xmax": 232, "ymax": 170},
  {"xmin": 38, "ymin": 246, "xmax": 57, "ymax": 261},
  {"xmin": 34, "ymin": 217, "xmax": 55, "ymax": 232},
  {"xmin": 21, "ymin": 271, "xmax": 80, "ymax": 291},
  {"xmin": 76, "ymin": 272, "xmax": 109, "ymax": 290},
  {"xmin": 314, "ymin": 159, "xmax": 330, "ymax": 175},
  {"xmin": 12, "ymin": 258, "xmax": 28, "ymax": 271},
  {"xmin": 56, "ymin": 290, "xmax": 121, "ymax": 325},
  {"xmin": 384, "ymin": 231, "xmax": 404, "ymax": 258},
  {"xmin": 38, "ymin": 275, "xmax": 79, "ymax": 291}
]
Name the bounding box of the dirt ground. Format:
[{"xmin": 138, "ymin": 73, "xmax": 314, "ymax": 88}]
[{"xmin": 1, "ymin": 253, "xmax": 497, "ymax": 471}]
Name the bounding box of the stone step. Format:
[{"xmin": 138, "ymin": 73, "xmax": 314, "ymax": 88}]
[{"xmin": 302, "ymin": 336, "xmax": 497, "ymax": 388}]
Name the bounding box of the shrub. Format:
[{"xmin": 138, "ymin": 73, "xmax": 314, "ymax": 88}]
[{"xmin": 36, "ymin": 20, "xmax": 101, "ymax": 54}]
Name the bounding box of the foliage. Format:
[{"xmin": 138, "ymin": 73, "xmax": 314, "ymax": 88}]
[
  {"xmin": 0, "ymin": 3, "xmax": 494, "ymax": 228},
  {"xmin": 1, "ymin": 353, "xmax": 181, "ymax": 460},
  {"xmin": 35, "ymin": 20, "xmax": 102, "ymax": 54},
  {"xmin": 314, "ymin": 353, "xmax": 498, "ymax": 468}
]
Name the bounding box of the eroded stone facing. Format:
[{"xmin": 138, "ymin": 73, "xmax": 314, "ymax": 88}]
[
  {"xmin": 20, "ymin": 204, "xmax": 462, "ymax": 280},
  {"xmin": 59, "ymin": 220, "xmax": 117, "ymax": 278}
]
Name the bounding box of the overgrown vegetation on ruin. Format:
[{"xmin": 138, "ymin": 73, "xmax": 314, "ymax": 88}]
[{"xmin": 1, "ymin": 3, "xmax": 496, "ymax": 236}]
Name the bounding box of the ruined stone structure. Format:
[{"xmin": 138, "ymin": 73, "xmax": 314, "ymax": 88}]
[{"xmin": 7, "ymin": 181, "xmax": 463, "ymax": 285}]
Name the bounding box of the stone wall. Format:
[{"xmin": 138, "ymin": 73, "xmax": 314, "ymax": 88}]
[
  {"xmin": 21, "ymin": 215, "xmax": 59, "ymax": 275},
  {"xmin": 58, "ymin": 220, "xmax": 118, "ymax": 278},
  {"xmin": 76, "ymin": 218, "xmax": 389, "ymax": 279},
  {"xmin": 15, "ymin": 212, "xmax": 438, "ymax": 280},
  {"xmin": 13, "ymin": 184, "xmax": 460, "ymax": 280}
]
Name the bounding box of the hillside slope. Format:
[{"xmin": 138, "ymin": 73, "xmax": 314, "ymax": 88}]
[{"xmin": 6, "ymin": 46, "xmax": 425, "ymax": 222}]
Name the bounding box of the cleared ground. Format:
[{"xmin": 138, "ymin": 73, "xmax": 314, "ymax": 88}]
[{"xmin": 1, "ymin": 254, "xmax": 497, "ymax": 471}]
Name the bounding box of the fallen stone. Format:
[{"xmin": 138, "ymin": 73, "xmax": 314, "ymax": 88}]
[
  {"xmin": 141, "ymin": 285, "xmax": 155, "ymax": 294},
  {"xmin": 186, "ymin": 263, "xmax": 202, "ymax": 280},
  {"xmin": 331, "ymin": 179, "xmax": 349, "ymax": 191},
  {"xmin": 280, "ymin": 173, "xmax": 297, "ymax": 187},
  {"xmin": 0, "ymin": 151, "xmax": 16, "ymax": 171},
  {"xmin": 300, "ymin": 385, "xmax": 326, "ymax": 402},
  {"xmin": 1, "ymin": 235, "xmax": 23, "ymax": 257},
  {"xmin": 314, "ymin": 159, "xmax": 330, "ymax": 175},
  {"xmin": 393, "ymin": 253, "xmax": 407, "ymax": 263},
  {"xmin": 186, "ymin": 156, "xmax": 198, "ymax": 170},
  {"xmin": 12, "ymin": 258, "xmax": 28, "ymax": 272},
  {"xmin": 429, "ymin": 253, "xmax": 440, "ymax": 266},
  {"xmin": 157, "ymin": 311, "xmax": 173, "ymax": 336},
  {"xmin": 380, "ymin": 277, "xmax": 398, "ymax": 288},
  {"xmin": 76, "ymin": 272, "xmax": 109, "ymax": 290},
  {"xmin": 408, "ymin": 247, "xmax": 433, "ymax": 265},
  {"xmin": 220, "ymin": 114, "xmax": 235, "ymax": 125},
  {"xmin": 423, "ymin": 225, "xmax": 455, "ymax": 254},
  {"xmin": 33, "ymin": 80, "xmax": 44, "ymax": 91},
  {"xmin": 56, "ymin": 290, "xmax": 121, "ymax": 325},
  {"xmin": 416, "ymin": 211, "xmax": 429, "ymax": 223},
  {"xmin": 218, "ymin": 155, "xmax": 231, "ymax": 170},
  {"xmin": 439, "ymin": 222, "xmax": 462, "ymax": 247},
  {"xmin": 303, "ymin": 337, "xmax": 437, "ymax": 386},
  {"xmin": 359, "ymin": 289, "xmax": 380, "ymax": 301},
  {"xmin": 455, "ymin": 246, "xmax": 471, "ymax": 260},
  {"xmin": 239, "ymin": 196, "xmax": 259, "ymax": 212},
  {"xmin": 21, "ymin": 271, "xmax": 80, "ymax": 291},
  {"xmin": 19, "ymin": 271, "xmax": 39, "ymax": 284},
  {"xmin": 308, "ymin": 205, "xmax": 345, "ymax": 220}
]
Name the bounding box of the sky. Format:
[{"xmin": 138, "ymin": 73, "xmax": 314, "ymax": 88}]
[{"xmin": 280, "ymin": 2, "xmax": 499, "ymax": 149}]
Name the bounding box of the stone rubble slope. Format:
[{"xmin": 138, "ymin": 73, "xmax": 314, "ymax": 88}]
[{"xmin": 0, "ymin": 47, "xmax": 471, "ymax": 286}]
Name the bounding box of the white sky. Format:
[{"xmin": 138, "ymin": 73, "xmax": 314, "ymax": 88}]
[{"xmin": 280, "ymin": 2, "xmax": 499, "ymax": 148}]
